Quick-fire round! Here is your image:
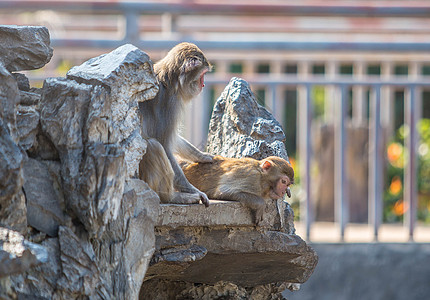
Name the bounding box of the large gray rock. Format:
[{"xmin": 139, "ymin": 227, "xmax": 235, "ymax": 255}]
[
  {"xmin": 0, "ymin": 227, "xmax": 48, "ymax": 277},
  {"xmin": 23, "ymin": 158, "xmax": 66, "ymax": 237},
  {"xmin": 67, "ymin": 43, "xmax": 159, "ymax": 178},
  {"xmin": 16, "ymin": 104, "xmax": 40, "ymax": 150},
  {"xmin": 11, "ymin": 180, "xmax": 159, "ymax": 300},
  {"xmin": 0, "ymin": 62, "xmax": 19, "ymax": 142},
  {"xmin": 0, "ymin": 25, "xmax": 53, "ymax": 72},
  {"xmin": 207, "ymin": 77, "xmax": 289, "ymax": 161},
  {"xmin": 0, "ymin": 119, "xmax": 25, "ymax": 234},
  {"xmin": 94, "ymin": 179, "xmax": 160, "ymax": 300},
  {"xmin": 56, "ymin": 226, "xmax": 111, "ymax": 298},
  {"xmin": 40, "ymin": 78, "xmax": 126, "ymax": 235}
]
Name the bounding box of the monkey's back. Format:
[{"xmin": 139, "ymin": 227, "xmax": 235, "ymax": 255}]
[{"xmin": 182, "ymin": 156, "xmax": 263, "ymax": 199}]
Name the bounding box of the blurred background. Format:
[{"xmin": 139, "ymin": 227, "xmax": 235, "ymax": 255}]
[{"xmin": 2, "ymin": 0, "xmax": 430, "ymax": 299}]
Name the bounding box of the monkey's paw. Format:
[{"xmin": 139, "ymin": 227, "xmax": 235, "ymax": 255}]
[
  {"xmin": 197, "ymin": 190, "xmax": 210, "ymax": 207},
  {"xmin": 195, "ymin": 152, "xmax": 214, "ymax": 163}
]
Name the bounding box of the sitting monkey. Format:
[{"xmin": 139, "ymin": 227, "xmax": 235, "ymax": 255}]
[{"xmin": 181, "ymin": 156, "xmax": 294, "ymax": 225}]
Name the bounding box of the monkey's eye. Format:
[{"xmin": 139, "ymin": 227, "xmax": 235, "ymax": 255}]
[{"xmin": 281, "ymin": 180, "xmax": 287, "ymax": 184}]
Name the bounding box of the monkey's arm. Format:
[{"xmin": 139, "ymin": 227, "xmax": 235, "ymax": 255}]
[
  {"xmin": 221, "ymin": 191, "xmax": 265, "ymax": 225},
  {"xmin": 174, "ymin": 135, "xmax": 213, "ymax": 163},
  {"xmin": 165, "ymin": 148, "xmax": 210, "ymax": 207}
]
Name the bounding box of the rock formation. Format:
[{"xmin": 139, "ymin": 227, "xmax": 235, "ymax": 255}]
[{"xmin": 0, "ymin": 25, "xmax": 317, "ymax": 300}]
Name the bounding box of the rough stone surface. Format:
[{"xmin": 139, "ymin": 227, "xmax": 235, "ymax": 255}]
[
  {"xmin": 0, "ymin": 119, "xmax": 25, "ymax": 234},
  {"xmin": 0, "ymin": 25, "xmax": 53, "ymax": 72},
  {"xmin": 16, "ymin": 104, "xmax": 39, "ymax": 150},
  {"xmin": 207, "ymin": 77, "xmax": 289, "ymax": 161},
  {"xmin": 40, "ymin": 78, "xmax": 126, "ymax": 236},
  {"xmin": 67, "ymin": 43, "xmax": 159, "ymax": 178},
  {"xmin": 146, "ymin": 227, "xmax": 317, "ymax": 286},
  {"xmin": 0, "ymin": 62, "xmax": 19, "ymax": 142},
  {"xmin": 13, "ymin": 73, "xmax": 31, "ymax": 91},
  {"xmin": 23, "ymin": 158, "xmax": 66, "ymax": 237},
  {"xmin": 157, "ymin": 199, "xmax": 295, "ymax": 234},
  {"xmin": 0, "ymin": 227, "xmax": 48, "ymax": 277}
]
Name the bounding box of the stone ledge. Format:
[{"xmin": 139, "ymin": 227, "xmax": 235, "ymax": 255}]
[
  {"xmin": 157, "ymin": 200, "xmax": 253, "ymax": 228},
  {"xmin": 157, "ymin": 198, "xmax": 295, "ymax": 231}
]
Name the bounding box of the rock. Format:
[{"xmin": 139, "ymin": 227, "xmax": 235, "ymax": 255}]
[
  {"xmin": 67, "ymin": 43, "xmax": 159, "ymax": 178},
  {"xmin": 207, "ymin": 77, "xmax": 289, "ymax": 161},
  {"xmin": 93, "ymin": 179, "xmax": 160, "ymax": 300},
  {"xmin": 147, "ymin": 225, "xmax": 317, "ymax": 288},
  {"xmin": 23, "ymin": 158, "xmax": 66, "ymax": 237},
  {"xmin": 40, "ymin": 78, "xmax": 126, "ymax": 235},
  {"xmin": 156, "ymin": 199, "xmax": 293, "ymax": 232},
  {"xmin": 0, "ymin": 25, "xmax": 53, "ymax": 72},
  {"xmin": 13, "ymin": 73, "xmax": 31, "ymax": 91},
  {"xmin": 0, "ymin": 119, "xmax": 25, "ymax": 233},
  {"xmin": 56, "ymin": 226, "xmax": 111, "ymax": 298},
  {"xmin": 19, "ymin": 90, "xmax": 40, "ymax": 106},
  {"xmin": 10, "ymin": 237, "xmax": 61, "ymax": 299},
  {"xmin": 0, "ymin": 62, "xmax": 19, "ymax": 142},
  {"xmin": 16, "ymin": 104, "xmax": 39, "ymax": 150},
  {"xmin": 0, "ymin": 227, "xmax": 48, "ymax": 277}
]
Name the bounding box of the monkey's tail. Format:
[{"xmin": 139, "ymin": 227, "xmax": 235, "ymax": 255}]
[{"xmin": 139, "ymin": 138, "xmax": 175, "ymax": 203}]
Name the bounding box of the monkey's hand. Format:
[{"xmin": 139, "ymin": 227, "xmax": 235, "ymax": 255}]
[
  {"xmin": 197, "ymin": 190, "xmax": 210, "ymax": 207},
  {"xmin": 194, "ymin": 152, "xmax": 214, "ymax": 163}
]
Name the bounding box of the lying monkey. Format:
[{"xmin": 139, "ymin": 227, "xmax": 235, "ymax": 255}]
[{"xmin": 181, "ymin": 156, "xmax": 294, "ymax": 225}]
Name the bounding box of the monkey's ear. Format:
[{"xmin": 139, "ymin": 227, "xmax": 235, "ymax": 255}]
[
  {"xmin": 261, "ymin": 160, "xmax": 272, "ymax": 172},
  {"xmin": 183, "ymin": 58, "xmax": 202, "ymax": 73}
]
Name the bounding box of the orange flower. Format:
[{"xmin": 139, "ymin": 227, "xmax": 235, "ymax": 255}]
[
  {"xmin": 289, "ymin": 157, "xmax": 296, "ymax": 170},
  {"xmin": 387, "ymin": 143, "xmax": 402, "ymax": 164},
  {"xmin": 393, "ymin": 199, "xmax": 408, "ymax": 216},
  {"xmin": 389, "ymin": 176, "xmax": 402, "ymax": 195}
]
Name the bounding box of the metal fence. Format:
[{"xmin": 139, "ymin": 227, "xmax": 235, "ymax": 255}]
[
  {"xmin": 201, "ymin": 75, "xmax": 429, "ymax": 242},
  {"xmin": 3, "ymin": 0, "xmax": 430, "ymax": 242}
]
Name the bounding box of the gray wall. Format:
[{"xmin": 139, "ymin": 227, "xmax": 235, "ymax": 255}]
[{"xmin": 285, "ymin": 243, "xmax": 430, "ymax": 300}]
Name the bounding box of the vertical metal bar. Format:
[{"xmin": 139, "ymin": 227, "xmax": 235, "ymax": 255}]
[
  {"xmin": 124, "ymin": 10, "xmax": 140, "ymax": 44},
  {"xmin": 404, "ymin": 86, "xmax": 418, "ymax": 241},
  {"xmin": 270, "ymin": 84, "xmax": 278, "ymax": 116},
  {"xmin": 335, "ymin": 85, "xmax": 348, "ymax": 241},
  {"xmin": 368, "ymin": 85, "xmax": 383, "ymax": 241},
  {"xmin": 352, "ymin": 61, "xmax": 367, "ymax": 125},
  {"xmin": 298, "ymin": 83, "xmax": 313, "ymax": 241},
  {"xmin": 304, "ymin": 84, "xmax": 313, "ymax": 241}
]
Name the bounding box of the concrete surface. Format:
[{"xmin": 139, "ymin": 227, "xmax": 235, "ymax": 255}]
[{"xmin": 285, "ymin": 243, "xmax": 430, "ymax": 300}]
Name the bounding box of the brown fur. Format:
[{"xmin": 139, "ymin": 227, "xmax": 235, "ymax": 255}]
[{"xmin": 181, "ymin": 156, "xmax": 294, "ymax": 224}]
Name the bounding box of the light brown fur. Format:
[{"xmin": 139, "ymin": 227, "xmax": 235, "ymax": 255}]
[{"xmin": 181, "ymin": 155, "xmax": 294, "ymax": 224}]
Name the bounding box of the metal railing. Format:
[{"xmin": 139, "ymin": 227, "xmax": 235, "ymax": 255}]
[
  {"xmin": 2, "ymin": 1, "xmax": 430, "ymax": 52},
  {"xmin": 201, "ymin": 75, "xmax": 429, "ymax": 242},
  {"xmin": 3, "ymin": 0, "xmax": 430, "ymax": 241}
]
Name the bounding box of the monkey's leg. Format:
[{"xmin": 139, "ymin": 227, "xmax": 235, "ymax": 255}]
[
  {"xmin": 175, "ymin": 135, "xmax": 213, "ymax": 163},
  {"xmin": 139, "ymin": 139, "xmax": 175, "ymax": 203},
  {"xmin": 171, "ymin": 192, "xmax": 201, "ymax": 204},
  {"xmin": 166, "ymin": 146, "xmax": 210, "ymax": 207}
]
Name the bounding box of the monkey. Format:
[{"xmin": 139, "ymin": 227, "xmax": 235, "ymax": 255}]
[
  {"xmin": 180, "ymin": 155, "xmax": 294, "ymax": 225},
  {"xmin": 139, "ymin": 42, "xmax": 213, "ymax": 207}
]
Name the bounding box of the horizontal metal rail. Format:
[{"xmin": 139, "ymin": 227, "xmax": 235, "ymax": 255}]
[
  {"xmin": 2, "ymin": 1, "xmax": 430, "ymax": 17},
  {"xmin": 2, "ymin": 1, "xmax": 430, "ymax": 52}
]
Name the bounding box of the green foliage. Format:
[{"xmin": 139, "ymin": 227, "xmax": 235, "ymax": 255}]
[{"xmin": 384, "ymin": 119, "xmax": 430, "ymax": 223}]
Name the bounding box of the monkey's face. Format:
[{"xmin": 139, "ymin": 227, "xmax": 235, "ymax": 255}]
[
  {"xmin": 179, "ymin": 58, "xmax": 211, "ymax": 101},
  {"xmin": 269, "ymin": 175, "xmax": 292, "ymax": 200}
]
